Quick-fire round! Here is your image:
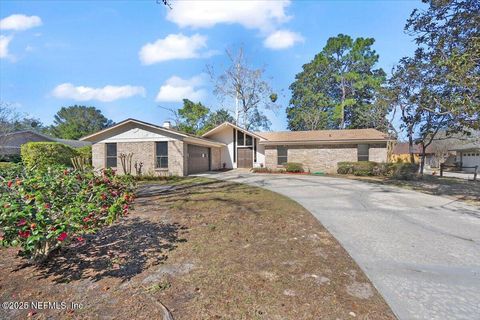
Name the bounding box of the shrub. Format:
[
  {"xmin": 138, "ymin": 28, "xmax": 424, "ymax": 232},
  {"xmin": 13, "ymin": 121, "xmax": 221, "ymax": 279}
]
[
  {"xmin": 285, "ymin": 162, "xmax": 304, "ymax": 173},
  {"xmin": 251, "ymin": 167, "xmax": 272, "ymax": 173},
  {"xmin": 337, "ymin": 161, "xmax": 377, "ymax": 176},
  {"xmin": 389, "ymin": 163, "xmax": 419, "ymax": 180},
  {"xmin": 76, "ymin": 146, "xmax": 92, "ymax": 163},
  {"xmin": 21, "ymin": 142, "xmax": 78, "ymax": 170},
  {"xmin": 0, "ymin": 167, "xmax": 135, "ymax": 261}
]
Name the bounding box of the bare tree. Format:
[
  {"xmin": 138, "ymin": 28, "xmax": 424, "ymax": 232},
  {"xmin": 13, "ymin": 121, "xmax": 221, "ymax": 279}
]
[{"xmin": 207, "ymin": 47, "xmax": 278, "ymax": 130}]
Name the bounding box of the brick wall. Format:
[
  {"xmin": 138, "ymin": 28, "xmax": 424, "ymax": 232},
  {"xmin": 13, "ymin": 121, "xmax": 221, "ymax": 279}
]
[
  {"xmin": 92, "ymin": 140, "xmax": 186, "ymax": 176},
  {"xmin": 369, "ymin": 143, "xmax": 388, "ymax": 163},
  {"xmin": 168, "ymin": 140, "xmax": 185, "ymax": 176},
  {"xmin": 265, "ymin": 144, "xmax": 357, "ymax": 173},
  {"xmin": 92, "ymin": 143, "xmax": 105, "ymax": 170}
]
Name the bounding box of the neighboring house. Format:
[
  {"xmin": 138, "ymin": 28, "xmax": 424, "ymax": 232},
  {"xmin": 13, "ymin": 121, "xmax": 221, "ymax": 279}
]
[
  {"xmin": 449, "ymin": 143, "xmax": 480, "ymax": 173},
  {"xmin": 81, "ymin": 119, "xmax": 392, "ymax": 176},
  {"xmin": 0, "ymin": 130, "xmax": 91, "ymax": 158},
  {"xmin": 391, "ymin": 142, "xmax": 436, "ymax": 166}
]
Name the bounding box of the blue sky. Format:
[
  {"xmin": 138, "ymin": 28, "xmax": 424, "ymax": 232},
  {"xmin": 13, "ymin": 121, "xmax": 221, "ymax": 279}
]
[{"xmin": 0, "ymin": 0, "xmax": 425, "ymax": 131}]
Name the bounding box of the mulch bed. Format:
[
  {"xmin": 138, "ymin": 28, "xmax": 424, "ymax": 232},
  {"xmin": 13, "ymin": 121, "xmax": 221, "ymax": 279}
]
[{"xmin": 0, "ymin": 177, "xmax": 395, "ymax": 319}]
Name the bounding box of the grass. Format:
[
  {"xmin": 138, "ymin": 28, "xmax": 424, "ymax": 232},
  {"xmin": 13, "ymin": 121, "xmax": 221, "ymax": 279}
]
[
  {"xmin": 0, "ymin": 177, "xmax": 395, "ymax": 320},
  {"xmin": 0, "ymin": 162, "xmax": 16, "ymax": 169},
  {"xmin": 335, "ymin": 173, "xmax": 480, "ymax": 207}
]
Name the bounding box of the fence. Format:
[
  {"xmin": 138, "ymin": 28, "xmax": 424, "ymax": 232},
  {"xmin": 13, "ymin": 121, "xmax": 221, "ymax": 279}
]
[{"xmin": 440, "ymin": 163, "xmax": 478, "ymax": 181}]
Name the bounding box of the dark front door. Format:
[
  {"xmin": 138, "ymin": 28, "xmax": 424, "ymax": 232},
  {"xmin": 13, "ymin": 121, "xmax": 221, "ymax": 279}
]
[
  {"xmin": 188, "ymin": 144, "xmax": 210, "ymax": 174},
  {"xmin": 237, "ymin": 147, "xmax": 253, "ymax": 168}
]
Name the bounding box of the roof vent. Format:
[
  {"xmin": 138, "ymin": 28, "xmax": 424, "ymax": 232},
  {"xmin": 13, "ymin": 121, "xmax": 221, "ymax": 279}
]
[{"xmin": 163, "ymin": 121, "xmax": 171, "ymax": 129}]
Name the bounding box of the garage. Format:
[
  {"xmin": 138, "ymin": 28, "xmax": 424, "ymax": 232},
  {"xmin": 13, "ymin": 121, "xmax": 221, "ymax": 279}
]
[
  {"xmin": 451, "ymin": 144, "xmax": 480, "ymax": 173},
  {"xmin": 187, "ymin": 144, "xmax": 210, "ymax": 174}
]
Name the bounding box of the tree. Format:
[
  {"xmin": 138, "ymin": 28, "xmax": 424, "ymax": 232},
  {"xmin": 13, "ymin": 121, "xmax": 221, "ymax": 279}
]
[
  {"xmin": 175, "ymin": 99, "xmax": 209, "ymax": 134},
  {"xmin": 208, "ymin": 47, "xmax": 276, "ymax": 131},
  {"xmin": 287, "ymin": 34, "xmax": 387, "ymax": 131},
  {"xmin": 405, "ymin": 0, "xmax": 479, "ymax": 130},
  {"xmin": 48, "ymin": 105, "xmax": 114, "ymax": 140},
  {"xmin": 200, "ymin": 108, "xmax": 235, "ymax": 135}
]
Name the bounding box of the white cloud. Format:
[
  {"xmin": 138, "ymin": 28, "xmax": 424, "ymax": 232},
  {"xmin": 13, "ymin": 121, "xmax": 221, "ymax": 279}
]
[
  {"xmin": 263, "ymin": 29, "xmax": 304, "ymax": 50},
  {"xmin": 0, "ymin": 35, "xmax": 12, "ymax": 58},
  {"xmin": 139, "ymin": 33, "xmax": 215, "ymax": 65},
  {"xmin": 0, "ymin": 14, "xmax": 42, "ymax": 31},
  {"xmin": 167, "ymin": 0, "xmax": 291, "ymax": 32},
  {"xmin": 52, "ymin": 83, "xmax": 146, "ymax": 102},
  {"xmin": 155, "ymin": 75, "xmax": 206, "ymax": 102}
]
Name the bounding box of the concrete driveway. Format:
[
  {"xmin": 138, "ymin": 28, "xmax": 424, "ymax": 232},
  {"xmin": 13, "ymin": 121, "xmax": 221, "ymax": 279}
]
[{"xmin": 197, "ymin": 171, "xmax": 480, "ymax": 320}]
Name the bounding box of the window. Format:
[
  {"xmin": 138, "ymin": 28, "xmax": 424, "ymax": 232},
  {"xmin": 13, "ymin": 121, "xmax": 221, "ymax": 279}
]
[
  {"xmin": 277, "ymin": 146, "xmax": 287, "ymax": 165},
  {"xmin": 106, "ymin": 143, "xmax": 117, "ymax": 168},
  {"xmin": 155, "ymin": 142, "xmax": 168, "ymax": 169},
  {"xmin": 237, "ymin": 130, "xmax": 244, "ymax": 145},
  {"xmin": 358, "ymin": 144, "xmax": 369, "ymax": 161},
  {"xmin": 245, "ymin": 134, "xmax": 253, "ymax": 146}
]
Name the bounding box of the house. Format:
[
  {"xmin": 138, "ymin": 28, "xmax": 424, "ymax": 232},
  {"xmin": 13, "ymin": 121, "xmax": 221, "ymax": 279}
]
[
  {"xmin": 81, "ymin": 119, "xmax": 392, "ymax": 176},
  {"xmin": 449, "ymin": 143, "xmax": 480, "ymax": 173},
  {"xmin": 390, "ymin": 142, "xmax": 436, "ymax": 166},
  {"xmin": 0, "ymin": 130, "xmax": 91, "ymax": 159}
]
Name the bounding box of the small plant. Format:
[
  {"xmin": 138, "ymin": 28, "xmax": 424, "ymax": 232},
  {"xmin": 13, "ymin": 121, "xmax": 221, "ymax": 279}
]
[
  {"xmin": 134, "ymin": 161, "xmax": 144, "ymax": 176},
  {"xmin": 146, "ymin": 279, "xmax": 171, "ymax": 293},
  {"xmin": 71, "ymin": 156, "xmax": 90, "ymax": 171}
]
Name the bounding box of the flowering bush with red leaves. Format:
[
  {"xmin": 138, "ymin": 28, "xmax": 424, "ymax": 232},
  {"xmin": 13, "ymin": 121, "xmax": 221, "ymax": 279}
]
[{"xmin": 0, "ymin": 166, "xmax": 135, "ymax": 261}]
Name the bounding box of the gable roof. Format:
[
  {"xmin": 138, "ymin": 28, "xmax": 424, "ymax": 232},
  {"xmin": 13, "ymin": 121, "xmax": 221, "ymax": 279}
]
[
  {"xmin": 202, "ymin": 122, "xmax": 266, "ymax": 140},
  {"xmin": 80, "ymin": 118, "xmax": 225, "ymax": 147},
  {"xmin": 256, "ymin": 128, "xmax": 391, "ymax": 145}
]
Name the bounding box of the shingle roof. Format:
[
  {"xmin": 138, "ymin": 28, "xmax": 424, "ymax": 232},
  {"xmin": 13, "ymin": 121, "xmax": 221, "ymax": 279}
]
[{"xmin": 255, "ymin": 128, "xmax": 391, "ymax": 143}]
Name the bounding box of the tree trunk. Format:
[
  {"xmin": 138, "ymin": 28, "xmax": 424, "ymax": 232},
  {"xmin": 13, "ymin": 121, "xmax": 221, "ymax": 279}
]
[
  {"xmin": 420, "ymin": 143, "xmax": 427, "ymax": 176},
  {"xmin": 408, "ymin": 135, "xmax": 415, "ymax": 164}
]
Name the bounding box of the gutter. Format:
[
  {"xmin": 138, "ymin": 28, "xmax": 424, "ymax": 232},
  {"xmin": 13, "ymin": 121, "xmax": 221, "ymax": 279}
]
[{"xmin": 259, "ymin": 139, "xmax": 392, "ymax": 146}]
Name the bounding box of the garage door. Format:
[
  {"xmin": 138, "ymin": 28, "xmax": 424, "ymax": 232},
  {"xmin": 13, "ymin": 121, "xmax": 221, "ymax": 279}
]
[
  {"xmin": 188, "ymin": 144, "xmax": 210, "ymax": 174},
  {"xmin": 462, "ymin": 151, "xmax": 480, "ymax": 172}
]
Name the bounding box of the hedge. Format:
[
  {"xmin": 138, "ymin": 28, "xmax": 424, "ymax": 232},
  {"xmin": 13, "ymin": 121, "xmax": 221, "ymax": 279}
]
[
  {"xmin": 76, "ymin": 145, "xmax": 92, "ymax": 164},
  {"xmin": 21, "ymin": 142, "xmax": 78, "ymax": 170},
  {"xmin": 285, "ymin": 162, "xmax": 304, "ymax": 173},
  {"xmin": 337, "ymin": 161, "xmax": 419, "ymax": 180}
]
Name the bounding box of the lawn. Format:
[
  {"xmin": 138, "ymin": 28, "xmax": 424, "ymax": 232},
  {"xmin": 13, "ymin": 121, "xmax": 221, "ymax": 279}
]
[
  {"xmin": 336, "ymin": 174, "xmax": 480, "ymax": 207},
  {"xmin": 0, "ymin": 177, "xmax": 394, "ymax": 319}
]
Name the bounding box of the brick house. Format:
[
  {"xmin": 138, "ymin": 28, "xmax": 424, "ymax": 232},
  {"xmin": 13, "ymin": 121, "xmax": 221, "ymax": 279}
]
[{"xmin": 81, "ymin": 119, "xmax": 391, "ymax": 176}]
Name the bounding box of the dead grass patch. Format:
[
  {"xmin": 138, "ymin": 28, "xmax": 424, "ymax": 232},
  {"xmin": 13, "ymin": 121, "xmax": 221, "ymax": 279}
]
[{"xmin": 0, "ymin": 177, "xmax": 395, "ymax": 319}]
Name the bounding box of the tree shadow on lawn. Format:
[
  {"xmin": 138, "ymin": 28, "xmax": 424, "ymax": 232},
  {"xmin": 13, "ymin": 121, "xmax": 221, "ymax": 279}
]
[{"xmin": 15, "ymin": 218, "xmax": 187, "ymax": 284}]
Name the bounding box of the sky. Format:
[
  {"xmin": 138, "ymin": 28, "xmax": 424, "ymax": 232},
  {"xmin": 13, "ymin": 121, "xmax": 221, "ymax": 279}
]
[{"xmin": 0, "ymin": 0, "xmax": 426, "ymax": 131}]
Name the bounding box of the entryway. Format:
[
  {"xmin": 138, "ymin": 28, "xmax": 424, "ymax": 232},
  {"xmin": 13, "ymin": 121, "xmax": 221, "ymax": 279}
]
[
  {"xmin": 237, "ymin": 147, "xmax": 253, "ymax": 168},
  {"xmin": 187, "ymin": 144, "xmax": 210, "ymax": 174}
]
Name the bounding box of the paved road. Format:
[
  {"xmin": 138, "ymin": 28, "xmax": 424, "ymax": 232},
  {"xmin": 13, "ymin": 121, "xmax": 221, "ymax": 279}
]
[{"xmin": 197, "ymin": 171, "xmax": 480, "ymax": 320}]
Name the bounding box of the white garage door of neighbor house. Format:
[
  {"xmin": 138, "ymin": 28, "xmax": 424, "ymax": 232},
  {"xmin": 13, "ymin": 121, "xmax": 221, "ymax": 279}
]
[{"xmin": 462, "ymin": 152, "xmax": 480, "ymax": 171}]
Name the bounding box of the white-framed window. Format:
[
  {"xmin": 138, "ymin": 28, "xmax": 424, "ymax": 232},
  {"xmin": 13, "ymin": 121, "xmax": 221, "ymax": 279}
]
[
  {"xmin": 277, "ymin": 146, "xmax": 287, "ymax": 165},
  {"xmin": 155, "ymin": 142, "xmax": 168, "ymax": 169},
  {"xmin": 358, "ymin": 144, "xmax": 369, "ymax": 161},
  {"xmin": 106, "ymin": 143, "xmax": 117, "ymax": 168}
]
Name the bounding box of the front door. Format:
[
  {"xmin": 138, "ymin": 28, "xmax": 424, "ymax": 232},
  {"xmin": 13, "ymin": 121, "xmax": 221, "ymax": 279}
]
[{"xmin": 237, "ymin": 147, "xmax": 253, "ymax": 168}]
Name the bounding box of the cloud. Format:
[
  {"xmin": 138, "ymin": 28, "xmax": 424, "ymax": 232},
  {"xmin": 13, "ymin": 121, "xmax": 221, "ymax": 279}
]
[
  {"xmin": 263, "ymin": 29, "xmax": 304, "ymax": 50},
  {"xmin": 52, "ymin": 83, "xmax": 146, "ymax": 102},
  {"xmin": 139, "ymin": 33, "xmax": 216, "ymax": 65},
  {"xmin": 155, "ymin": 75, "xmax": 206, "ymax": 102},
  {"xmin": 166, "ymin": 0, "xmax": 291, "ymax": 32},
  {"xmin": 0, "ymin": 14, "xmax": 42, "ymax": 31},
  {"xmin": 0, "ymin": 35, "xmax": 12, "ymax": 58}
]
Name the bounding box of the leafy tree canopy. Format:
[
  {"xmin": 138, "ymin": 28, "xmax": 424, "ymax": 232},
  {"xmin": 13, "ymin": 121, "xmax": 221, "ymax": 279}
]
[
  {"xmin": 48, "ymin": 105, "xmax": 114, "ymax": 140},
  {"xmin": 287, "ymin": 34, "xmax": 387, "ymax": 131}
]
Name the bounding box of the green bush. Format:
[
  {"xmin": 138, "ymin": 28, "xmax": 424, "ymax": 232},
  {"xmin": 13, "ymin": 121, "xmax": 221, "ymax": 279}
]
[
  {"xmin": 337, "ymin": 161, "xmax": 419, "ymax": 179},
  {"xmin": 21, "ymin": 142, "xmax": 78, "ymax": 170},
  {"xmin": 76, "ymin": 146, "xmax": 92, "ymax": 163},
  {"xmin": 389, "ymin": 163, "xmax": 419, "ymax": 180},
  {"xmin": 251, "ymin": 167, "xmax": 272, "ymax": 173},
  {"xmin": 285, "ymin": 162, "xmax": 304, "ymax": 173},
  {"xmin": 0, "ymin": 167, "xmax": 135, "ymax": 261}
]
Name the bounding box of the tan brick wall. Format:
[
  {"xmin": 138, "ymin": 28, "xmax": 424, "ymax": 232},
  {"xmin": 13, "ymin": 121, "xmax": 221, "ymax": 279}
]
[
  {"xmin": 92, "ymin": 143, "xmax": 105, "ymax": 170},
  {"xmin": 92, "ymin": 141, "xmax": 185, "ymax": 176},
  {"xmin": 265, "ymin": 144, "xmax": 357, "ymax": 173},
  {"xmin": 369, "ymin": 143, "xmax": 388, "ymax": 163},
  {"xmin": 211, "ymin": 147, "xmax": 221, "ymax": 170},
  {"xmin": 265, "ymin": 146, "xmax": 277, "ymax": 168},
  {"xmin": 265, "ymin": 143, "xmax": 388, "ymax": 173},
  {"xmin": 168, "ymin": 140, "xmax": 185, "ymax": 176},
  {"xmin": 117, "ymin": 141, "xmax": 155, "ymax": 175}
]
